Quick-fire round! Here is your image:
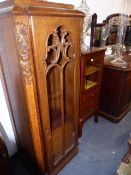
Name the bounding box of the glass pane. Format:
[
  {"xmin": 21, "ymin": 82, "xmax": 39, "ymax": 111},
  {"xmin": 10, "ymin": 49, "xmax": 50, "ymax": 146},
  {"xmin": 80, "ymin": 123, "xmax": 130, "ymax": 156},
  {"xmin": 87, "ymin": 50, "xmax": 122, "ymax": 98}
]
[
  {"xmin": 46, "ymin": 66, "xmax": 63, "ymax": 164},
  {"xmin": 64, "ymin": 62, "xmax": 75, "ymax": 152},
  {"xmin": 85, "ymin": 57, "xmax": 101, "ymax": 90}
]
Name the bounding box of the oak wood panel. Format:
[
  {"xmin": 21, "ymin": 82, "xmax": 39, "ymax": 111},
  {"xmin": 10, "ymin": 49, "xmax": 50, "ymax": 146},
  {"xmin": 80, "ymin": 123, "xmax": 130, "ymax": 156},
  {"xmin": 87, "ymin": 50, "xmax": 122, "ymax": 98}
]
[
  {"xmin": 30, "ymin": 14, "xmax": 83, "ymax": 174},
  {"xmin": 0, "ymin": 13, "xmax": 46, "ymax": 174},
  {"xmin": 14, "ymin": 15, "xmax": 45, "ymax": 173},
  {"xmin": 0, "ymin": 15, "xmax": 36, "ymax": 161}
]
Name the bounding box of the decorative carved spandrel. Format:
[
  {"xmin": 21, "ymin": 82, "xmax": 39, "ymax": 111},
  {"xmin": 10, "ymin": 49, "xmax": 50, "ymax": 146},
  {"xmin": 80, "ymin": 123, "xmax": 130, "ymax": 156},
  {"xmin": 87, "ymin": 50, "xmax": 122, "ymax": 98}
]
[
  {"xmin": 15, "ymin": 22, "xmax": 32, "ymax": 84},
  {"xmin": 45, "ymin": 26, "xmax": 75, "ymax": 67}
]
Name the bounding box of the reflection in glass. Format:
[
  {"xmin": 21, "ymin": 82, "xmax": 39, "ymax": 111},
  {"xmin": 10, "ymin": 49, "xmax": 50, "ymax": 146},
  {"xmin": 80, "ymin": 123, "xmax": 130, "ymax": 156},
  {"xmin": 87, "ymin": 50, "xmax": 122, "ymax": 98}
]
[
  {"xmin": 64, "ymin": 62, "xmax": 75, "ymax": 152},
  {"xmin": 111, "ymin": 0, "xmax": 128, "ymax": 67},
  {"xmin": 85, "ymin": 57, "xmax": 101, "ymax": 90},
  {"xmin": 101, "ymin": 18, "xmax": 114, "ymax": 47},
  {"xmin": 77, "ymin": 0, "xmax": 92, "ymax": 51},
  {"xmin": 47, "ymin": 66, "xmax": 63, "ymax": 164},
  {"xmin": 46, "ymin": 25, "xmax": 76, "ymax": 165}
]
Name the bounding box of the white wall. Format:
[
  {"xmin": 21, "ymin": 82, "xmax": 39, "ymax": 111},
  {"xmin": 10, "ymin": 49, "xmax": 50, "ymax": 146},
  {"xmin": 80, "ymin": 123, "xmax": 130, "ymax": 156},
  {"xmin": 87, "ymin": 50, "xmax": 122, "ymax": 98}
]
[
  {"xmin": 49, "ymin": 0, "xmax": 131, "ymax": 22},
  {"xmin": 0, "ymin": 0, "xmax": 131, "ymax": 156},
  {"xmin": 0, "ymin": 80, "xmax": 17, "ymax": 156}
]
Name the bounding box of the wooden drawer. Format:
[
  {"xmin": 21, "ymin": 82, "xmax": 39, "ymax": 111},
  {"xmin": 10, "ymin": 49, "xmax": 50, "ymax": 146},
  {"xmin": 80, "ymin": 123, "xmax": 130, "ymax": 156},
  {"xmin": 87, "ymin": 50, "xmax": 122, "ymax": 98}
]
[
  {"xmin": 80, "ymin": 103, "xmax": 93, "ymax": 118},
  {"xmin": 85, "ymin": 53, "xmax": 104, "ymax": 67},
  {"xmin": 80, "ymin": 86, "xmax": 99, "ymax": 118},
  {"xmin": 80, "ymin": 98, "xmax": 99, "ymax": 118},
  {"xmin": 81, "ymin": 85, "xmax": 99, "ymax": 105}
]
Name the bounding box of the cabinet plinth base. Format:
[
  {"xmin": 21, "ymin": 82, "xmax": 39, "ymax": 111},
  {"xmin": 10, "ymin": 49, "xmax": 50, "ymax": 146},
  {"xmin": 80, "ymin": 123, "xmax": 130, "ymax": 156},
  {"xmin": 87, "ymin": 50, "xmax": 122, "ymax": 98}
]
[
  {"xmin": 49, "ymin": 147, "xmax": 78, "ymax": 175},
  {"xmin": 99, "ymin": 106, "xmax": 131, "ymax": 123}
]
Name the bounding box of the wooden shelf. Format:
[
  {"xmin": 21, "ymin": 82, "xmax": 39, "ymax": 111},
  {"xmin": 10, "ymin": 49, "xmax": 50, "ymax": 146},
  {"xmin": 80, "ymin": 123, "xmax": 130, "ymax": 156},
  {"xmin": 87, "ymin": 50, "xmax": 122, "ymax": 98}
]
[
  {"xmin": 85, "ymin": 80, "xmax": 97, "ymax": 89},
  {"xmin": 86, "ymin": 66, "xmax": 100, "ymax": 75}
]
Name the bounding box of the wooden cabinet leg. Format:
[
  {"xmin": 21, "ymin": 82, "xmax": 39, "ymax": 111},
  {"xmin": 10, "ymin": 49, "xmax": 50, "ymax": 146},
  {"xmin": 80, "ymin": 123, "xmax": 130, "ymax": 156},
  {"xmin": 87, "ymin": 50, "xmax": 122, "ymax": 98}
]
[
  {"xmin": 94, "ymin": 110, "xmax": 98, "ymax": 123},
  {"xmin": 78, "ymin": 119, "xmax": 84, "ymax": 138}
]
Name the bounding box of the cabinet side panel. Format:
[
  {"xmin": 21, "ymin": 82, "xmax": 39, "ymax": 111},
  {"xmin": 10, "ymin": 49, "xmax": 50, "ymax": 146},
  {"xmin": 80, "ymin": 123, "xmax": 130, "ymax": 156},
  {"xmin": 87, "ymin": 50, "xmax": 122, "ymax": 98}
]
[
  {"xmin": 0, "ymin": 15, "xmax": 36, "ymax": 164},
  {"xmin": 14, "ymin": 15, "xmax": 45, "ymax": 173},
  {"xmin": 115, "ymin": 72, "xmax": 131, "ymax": 116},
  {"xmin": 100, "ymin": 68, "xmax": 122, "ymax": 116}
]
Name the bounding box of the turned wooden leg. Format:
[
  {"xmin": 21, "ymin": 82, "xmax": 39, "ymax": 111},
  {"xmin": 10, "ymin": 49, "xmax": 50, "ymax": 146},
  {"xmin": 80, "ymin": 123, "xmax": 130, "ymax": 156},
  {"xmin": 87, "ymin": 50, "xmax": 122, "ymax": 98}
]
[
  {"xmin": 122, "ymin": 138, "xmax": 131, "ymax": 164},
  {"xmin": 94, "ymin": 110, "xmax": 98, "ymax": 123},
  {"xmin": 78, "ymin": 119, "xmax": 84, "ymax": 138}
]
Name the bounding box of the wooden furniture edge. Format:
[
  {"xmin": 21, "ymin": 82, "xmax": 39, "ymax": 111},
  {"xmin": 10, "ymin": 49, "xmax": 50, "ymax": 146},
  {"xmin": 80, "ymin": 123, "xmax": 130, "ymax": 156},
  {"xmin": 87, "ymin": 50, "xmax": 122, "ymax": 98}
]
[
  {"xmin": 99, "ymin": 106, "xmax": 131, "ymax": 123},
  {"xmin": 14, "ymin": 15, "xmax": 45, "ymax": 173}
]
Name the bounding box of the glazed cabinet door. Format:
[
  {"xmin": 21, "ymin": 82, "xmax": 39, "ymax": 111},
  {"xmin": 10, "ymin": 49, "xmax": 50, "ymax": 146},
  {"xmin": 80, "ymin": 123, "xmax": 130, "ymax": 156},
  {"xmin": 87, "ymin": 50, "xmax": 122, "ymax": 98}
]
[{"xmin": 30, "ymin": 16, "xmax": 80, "ymax": 174}]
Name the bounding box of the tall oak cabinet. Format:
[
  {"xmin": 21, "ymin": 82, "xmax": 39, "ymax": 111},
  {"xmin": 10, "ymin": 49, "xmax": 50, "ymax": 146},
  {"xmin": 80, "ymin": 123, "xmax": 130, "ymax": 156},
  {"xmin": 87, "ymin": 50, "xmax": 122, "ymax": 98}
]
[{"xmin": 0, "ymin": 1, "xmax": 84, "ymax": 174}]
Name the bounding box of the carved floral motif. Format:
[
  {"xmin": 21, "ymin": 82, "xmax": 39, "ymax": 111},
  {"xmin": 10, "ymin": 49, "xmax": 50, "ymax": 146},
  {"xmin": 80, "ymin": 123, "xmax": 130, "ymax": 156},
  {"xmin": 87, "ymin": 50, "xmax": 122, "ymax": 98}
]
[{"xmin": 15, "ymin": 22, "xmax": 32, "ymax": 84}]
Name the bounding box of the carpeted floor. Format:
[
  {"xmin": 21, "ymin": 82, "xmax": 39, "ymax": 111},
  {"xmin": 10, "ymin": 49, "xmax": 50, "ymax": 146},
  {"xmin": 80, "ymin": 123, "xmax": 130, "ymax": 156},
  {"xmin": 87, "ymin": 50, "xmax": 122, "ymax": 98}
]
[
  {"xmin": 11, "ymin": 110, "xmax": 131, "ymax": 175},
  {"xmin": 59, "ymin": 111, "xmax": 131, "ymax": 175}
]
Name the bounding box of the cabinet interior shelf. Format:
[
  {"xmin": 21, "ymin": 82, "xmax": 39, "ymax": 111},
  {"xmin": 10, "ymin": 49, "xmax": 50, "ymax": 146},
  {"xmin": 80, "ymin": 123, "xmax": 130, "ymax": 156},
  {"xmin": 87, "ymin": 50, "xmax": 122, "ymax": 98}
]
[
  {"xmin": 86, "ymin": 65, "xmax": 100, "ymax": 76},
  {"xmin": 85, "ymin": 80, "xmax": 98, "ymax": 89}
]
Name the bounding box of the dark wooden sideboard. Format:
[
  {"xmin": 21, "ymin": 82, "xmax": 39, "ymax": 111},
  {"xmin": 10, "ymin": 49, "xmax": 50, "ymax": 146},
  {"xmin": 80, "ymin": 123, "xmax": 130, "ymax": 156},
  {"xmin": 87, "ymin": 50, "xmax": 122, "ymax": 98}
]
[{"xmin": 99, "ymin": 53, "xmax": 131, "ymax": 122}]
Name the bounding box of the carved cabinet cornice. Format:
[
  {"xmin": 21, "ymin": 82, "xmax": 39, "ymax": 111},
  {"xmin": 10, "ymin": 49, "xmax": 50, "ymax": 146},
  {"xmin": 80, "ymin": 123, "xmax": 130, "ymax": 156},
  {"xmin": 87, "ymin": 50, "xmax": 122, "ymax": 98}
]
[{"xmin": 0, "ymin": 1, "xmax": 84, "ymax": 174}]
